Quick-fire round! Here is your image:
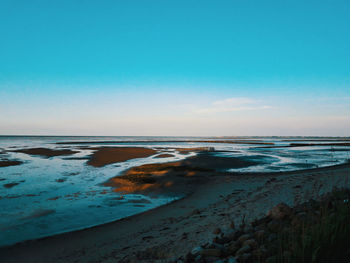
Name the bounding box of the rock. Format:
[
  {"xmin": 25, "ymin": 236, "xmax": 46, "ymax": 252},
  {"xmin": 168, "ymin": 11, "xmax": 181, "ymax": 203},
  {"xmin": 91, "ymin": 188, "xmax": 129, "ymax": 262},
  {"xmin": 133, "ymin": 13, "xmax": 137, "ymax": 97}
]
[
  {"xmin": 235, "ymin": 245, "xmax": 251, "ymax": 256},
  {"xmin": 268, "ymin": 203, "xmax": 292, "ymax": 220},
  {"xmin": 227, "ymin": 241, "xmax": 239, "ymax": 254},
  {"xmin": 200, "ymin": 248, "xmax": 222, "ymax": 257},
  {"xmin": 237, "ymin": 234, "xmax": 251, "ymax": 244},
  {"xmin": 186, "ymin": 252, "xmax": 196, "ymax": 262},
  {"xmin": 230, "ymin": 230, "xmax": 243, "ymax": 242},
  {"xmin": 213, "ymin": 228, "xmax": 221, "ymax": 235},
  {"xmin": 203, "ymin": 256, "xmax": 221, "ymax": 263},
  {"xmin": 194, "ymin": 255, "xmax": 204, "ymax": 262},
  {"xmin": 208, "ymin": 242, "xmax": 224, "ymax": 250},
  {"xmin": 213, "ymin": 236, "xmax": 230, "ymax": 245},
  {"xmin": 191, "ymin": 209, "xmax": 201, "ymax": 215},
  {"xmin": 220, "ymin": 229, "xmax": 236, "ymax": 242},
  {"xmin": 192, "ymin": 246, "xmax": 204, "ymax": 256},
  {"xmin": 241, "ymin": 225, "xmax": 253, "ymax": 233},
  {"xmin": 242, "ymin": 239, "xmax": 258, "ymax": 249}
]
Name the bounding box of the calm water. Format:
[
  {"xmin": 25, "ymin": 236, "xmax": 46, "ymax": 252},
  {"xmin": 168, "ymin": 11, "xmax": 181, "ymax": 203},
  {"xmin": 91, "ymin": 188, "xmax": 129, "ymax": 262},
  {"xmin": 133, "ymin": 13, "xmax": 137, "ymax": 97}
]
[{"xmin": 0, "ymin": 136, "xmax": 349, "ymax": 246}]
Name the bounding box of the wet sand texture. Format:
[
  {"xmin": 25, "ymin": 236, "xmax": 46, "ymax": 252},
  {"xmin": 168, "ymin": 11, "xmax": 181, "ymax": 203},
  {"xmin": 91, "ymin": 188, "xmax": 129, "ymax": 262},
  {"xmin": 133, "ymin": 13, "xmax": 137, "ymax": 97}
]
[
  {"xmin": 12, "ymin": 148, "xmax": 79, "ymax": 158},
  {"xmin": 87, "ymin": 147, "xmax": 158, "ymax": 167}
]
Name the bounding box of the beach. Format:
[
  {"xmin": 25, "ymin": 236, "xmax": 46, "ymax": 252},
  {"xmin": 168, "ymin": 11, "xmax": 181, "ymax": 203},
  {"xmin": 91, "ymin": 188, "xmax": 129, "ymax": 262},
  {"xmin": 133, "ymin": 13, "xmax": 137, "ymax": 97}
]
[
  {"xmin": 2, "ymin": 0, "xmax": 350, "ymax": 261},
  {"xmin": 1, "ymin": 162, "xmax": 350, "ymax": 263}
]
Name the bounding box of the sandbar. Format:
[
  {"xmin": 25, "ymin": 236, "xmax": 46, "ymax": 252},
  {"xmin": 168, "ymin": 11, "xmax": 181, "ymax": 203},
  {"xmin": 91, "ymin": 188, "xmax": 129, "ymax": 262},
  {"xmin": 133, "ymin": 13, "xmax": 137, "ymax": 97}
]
[
  {"xmin": 12, "ymin": 148, "xmax": 79, "ymax": 158},
  {"xmin": 0, "ymin": 160, "xmax": 23, "ymax": 167},
  {"xmin": 87, "ymin": 147, "xmax": 158, "ymax": 167}
]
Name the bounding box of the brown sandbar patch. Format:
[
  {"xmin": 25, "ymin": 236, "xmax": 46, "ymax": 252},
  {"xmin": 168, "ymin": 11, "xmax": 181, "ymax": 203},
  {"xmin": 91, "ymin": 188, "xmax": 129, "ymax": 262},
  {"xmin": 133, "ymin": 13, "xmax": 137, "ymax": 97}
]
[
  {"xmin": 5, "ymin": 195, "xmax": 21, "ymax": 199},
  {"xmin": 0, "ymin": 160, "xmax": 23, "ymax": 167},
  {"xmin": 104, "ymin": 153, "xmax": 263, "ymax": 195},
  {"xmin": 55, "ymin": 178, "xmax": 66, "ymax": 183},
  {"xmin": 3, "ymin": 182, "xmax": 20, "ymax": 188},
  {"xmin": 12, "ymin": 148, "xmax": 79, "ymax": 158},
  {"xmin": 87, "ymin": 147, "xmax": 158, "ymax": 167},
  {"xmin": 104, "ymin": 159, "xmax": 210, "ymax": 195},
  {"xmin": 47, "ymin": 196, "xmax": 60, "ymax": 201},
  {"xmin": 26, "ymin": 194, "xmax": 38, "ymax": 197}
]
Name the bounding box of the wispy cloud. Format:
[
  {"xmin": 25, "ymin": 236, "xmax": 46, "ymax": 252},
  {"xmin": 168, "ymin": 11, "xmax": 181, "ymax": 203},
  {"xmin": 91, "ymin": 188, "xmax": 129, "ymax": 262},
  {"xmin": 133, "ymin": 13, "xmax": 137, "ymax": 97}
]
[{"xmin": 195, "ymin": 97, "xmax": 273, "ymax": 114}]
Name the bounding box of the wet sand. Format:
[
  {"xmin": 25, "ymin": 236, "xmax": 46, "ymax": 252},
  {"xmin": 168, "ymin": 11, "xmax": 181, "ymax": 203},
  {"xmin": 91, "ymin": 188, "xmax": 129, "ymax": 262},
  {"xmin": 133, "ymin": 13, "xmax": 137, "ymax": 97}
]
[
  {"xmin": 104, "ymin": 152, "xmax": 266, "ymax": 195},
  {"xmin": 11, "ymin": 148, "xmax": 79, "ymax": 158},
  {"xmin": 87, "ymin": 147, "xmax": 158, "ymax": 167},
  {"xmin": 1, "ymin": 163, "xmax": 350, "ymax": 263}
]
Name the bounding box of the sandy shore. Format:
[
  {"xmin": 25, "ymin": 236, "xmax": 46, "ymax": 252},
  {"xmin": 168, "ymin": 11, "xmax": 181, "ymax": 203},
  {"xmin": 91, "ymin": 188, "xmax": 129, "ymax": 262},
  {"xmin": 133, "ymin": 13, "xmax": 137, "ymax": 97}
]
[{"xmin": 1, "ymin": 163, "xmax": 350, "ymax": 263}]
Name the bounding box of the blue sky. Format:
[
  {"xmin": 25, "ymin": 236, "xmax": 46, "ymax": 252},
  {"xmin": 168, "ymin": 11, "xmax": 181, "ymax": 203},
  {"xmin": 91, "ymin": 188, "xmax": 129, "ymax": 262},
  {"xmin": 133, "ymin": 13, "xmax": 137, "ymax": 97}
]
[{"xmin": 0, "ymin": 0, "xmax": 349, "ymax": 135}]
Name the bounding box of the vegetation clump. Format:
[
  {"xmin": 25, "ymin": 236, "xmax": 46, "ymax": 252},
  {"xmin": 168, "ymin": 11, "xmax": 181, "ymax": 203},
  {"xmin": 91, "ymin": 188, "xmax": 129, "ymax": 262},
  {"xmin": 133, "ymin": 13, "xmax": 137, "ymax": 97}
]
[{"xmin": 176, "ymin": 188, "xmax": 350, "ymax": 263}]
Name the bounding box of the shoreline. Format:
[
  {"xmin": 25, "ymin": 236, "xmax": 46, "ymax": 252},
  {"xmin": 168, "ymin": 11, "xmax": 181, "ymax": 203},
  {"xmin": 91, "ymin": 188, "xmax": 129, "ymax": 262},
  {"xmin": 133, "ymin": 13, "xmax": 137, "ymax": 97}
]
[{"xmin": 1, "ymin": 163, "xmax": 350, "ymax": 262}]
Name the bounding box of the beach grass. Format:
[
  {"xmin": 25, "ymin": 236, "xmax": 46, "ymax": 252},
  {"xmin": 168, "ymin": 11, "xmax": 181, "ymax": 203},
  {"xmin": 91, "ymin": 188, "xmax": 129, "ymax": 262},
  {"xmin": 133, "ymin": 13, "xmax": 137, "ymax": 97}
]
[{"xmin": 271, "ymin": 188, "xmax": 350, "ymax": 263}]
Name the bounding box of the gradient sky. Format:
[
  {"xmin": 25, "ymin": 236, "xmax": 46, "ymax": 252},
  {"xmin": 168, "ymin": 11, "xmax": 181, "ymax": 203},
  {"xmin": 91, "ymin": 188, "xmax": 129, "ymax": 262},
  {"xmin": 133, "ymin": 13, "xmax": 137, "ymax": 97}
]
[{"xmin": 1, "ymin": 0, "xmax": 349, "ymax": 136}]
